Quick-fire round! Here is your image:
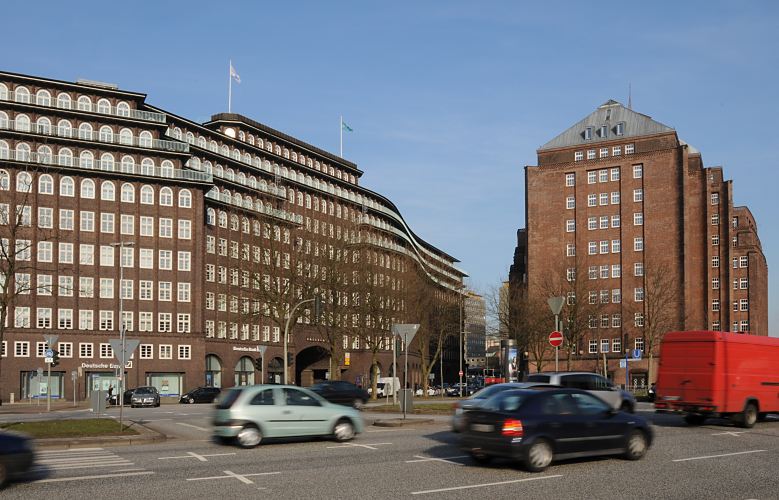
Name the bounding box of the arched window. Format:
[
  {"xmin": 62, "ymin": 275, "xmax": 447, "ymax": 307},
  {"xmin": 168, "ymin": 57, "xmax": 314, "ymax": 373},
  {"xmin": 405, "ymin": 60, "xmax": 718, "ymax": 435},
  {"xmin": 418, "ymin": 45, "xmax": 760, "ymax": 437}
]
[
  {"xmin": 253, "ymin": 221, "xmax": 261, "ymax": 235},
  {"xmin": 283, "ymin": 148, "xmax": 289, "ymax": 159},
  {"xmin": 60, "ymin": 176, "xmax": 75, "ymax": 196},
  {"xmin": 58, "ymin": 147, "xmax": 73, "ymax": 166},
  {"xmin": 116, "ymin": 101, "xmax": 130, "ymax": 117},
  {"xmin": 15, "ymin": 143, "xmax": 31, "ymax": 162},
  {"xmin": 258, "ymin": 138, "xmax": 264, "ymax": 148},
  {"xmin": 119, "ymin": 128, "xmax": 133, "ymax": 145},
  {"xmin": 238, "ymin": 130, "xmax": 245, "ymax": 141},
  {"xmin": 197, "ymin": 136, "xmax": 206, "ymax": 148},
  {"xmin": 0, "ymin": 141, "xmax": 7, "ymax": 160},
  {"xmin": 57, "ymin": 119, "xmax": 72, "ymax": 138},
  {"xmin": 100, "ymin": 153, "xmax": 115, "ymax": 171},
  {"xmin": 101, "ymin": 181, "xmax": 115, "ymax": 201},
  {"xmin": 34, "ymin": 89, "xmax": 51, "ymax": 106},
  {"xmin": 14, "ymin": 86, "xmax": 30, "ymax": 103},
  {"xmin": 78, "ymin": 123, "xmax": 93, "ymax": 140},
  {"xmin": 15, "ymin": 114, "xmax": 30, "ymax": 132},
  {"xmin": 274, "ymin": 145, "xmax": 281, "ymax": 155},
  {"xmin": 226, "ymin": 168, "xmax": 235, "ymax": 181},
  {"xmin": 121, "ymin": 183, "xmax": 135, "ymax": 203},
  {"xmin": 186, "ymin": 131, "xmax": 195, "ymax": 144},
  {"xmin": 36, "ymin": 145, "xmax": 52, "ymax": 164},
  {"xmin": 206, "ymin": 207, "xmax": 216, "ymax": 225},
  {"xmin": 35, "ymin": 117, "xmax": 51, "ymax": 135},
  {"xmin": 291, "ymin": 152, "xmax": 297, "ymax": 162},
  {"xmin": 98, "ymin": 125, "xmax": 113, "ymax": 142},
  {"xmin": 57, "ymin": 93, "xmax": 72, "ymax": 109},
  {"xmin": 205, "ymin": 355, "xmax": 222, "ymax": 387},
  {"xmin": 139, "ymin": 131, "xmax": 153, "ymax": 148},
  {"xmin": 203, "ymin": 161, "xmax": 213, "ymax": 175},
  {"xmin": 215, "ymin": 164, "xmax": 224, "ymax": 178},
  {"xmin": 221, "ymin": 145, "xmax": 229, "ymax": 156},
  {"xmin": 218, "ymin": 211, "xmax": 227, "ymax": 228},
  {"xmin": 77, "ymin": 95, "xmax": 92, "ymax": 111},
  {"xmin": 141, "ymin": 158, "xmax": 155, "ymax": 176},
  {"xmin": 120, "ymin": 155, "xmax": 135, "ymax": 173},
  {"xmin": 231, "ymin": 215, "xmax": 239, "ymax": 231},
  {"xmin": 78, "ymin": 149, "xmax": 93, "ymax": 168},
  {"xmin": 0, "ymin": 170, "xmax": 9, "ymax": 190},
  {"xmin": 253, "ymin": 156, "xmax": 260, "ymax": 168},
  {"xmin": 159, "ymin": 187, "xmax": 173, "ymax": 206},
  {"xmin": 178, "ymin": 189, "xmax": 192, "ymax": 208},
  {"xmin": 0, "ymin": 111, "xmax": 7, "ymax": 129},
  {"xmin": 234, "ymin": 193, "xmax": 242, "ymax": 206},
  {"xmin": 247, "ymin": 135, "xmax": 254, "ymax": 145},
  {"xmin": 243, "ymin": 153, "xmax": 251, "ymax": 164},
  {"xmin": 188, "ymin": 157, "xmax": 201, "ymax": 170},
  {"xmin": 97, "ymin": 98, "xmax": 111, "ymax": 114},
  {"xmin": 160, "ymin": 160, "xmax": 174, "ymax": 177},
  {"xmin": 249, "ymin": 176, "xmax": 257, "ymax": 188},
  {"xmin": 140, "ymin": 185, "xmax": 154, "ymax": 205},
  {"xmin": 209, "ymin": 140, "xmax": 218, "ymax": 152},
  {"xmin": 244, "ymin": 196, "xmax": 252, "ymax": 209},
  {"xmin": 39, "ymin": 174, "xmax": 55, "ymax": 194},
  {"xmin": 80, "ymin": 178, "xmax": 95, "ymax": 199}
]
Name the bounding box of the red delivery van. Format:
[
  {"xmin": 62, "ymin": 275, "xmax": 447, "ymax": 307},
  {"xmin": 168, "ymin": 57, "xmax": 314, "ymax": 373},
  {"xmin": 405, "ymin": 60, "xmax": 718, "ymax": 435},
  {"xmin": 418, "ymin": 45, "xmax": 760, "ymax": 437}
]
[{"xmin": 654, "ymin": 331, "xmax": 779, "ymax": 428}]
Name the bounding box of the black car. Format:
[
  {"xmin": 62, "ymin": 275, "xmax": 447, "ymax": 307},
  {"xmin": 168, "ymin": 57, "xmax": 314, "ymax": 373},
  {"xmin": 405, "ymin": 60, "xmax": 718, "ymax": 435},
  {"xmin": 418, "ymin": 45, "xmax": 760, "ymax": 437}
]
[
  {"xmin": 309, "ymin": 381, "xmax": 369, "ymax": 409},
  {"xmin": 0, "ymin": 431, "xmax": 35, "ymax": 488},
  {"xmin": 180, "ymin": 386, "xmax": 222, "ymax": 404},
  {"xmin": 108, "ymin": 389, "xmax": 135, "ymax": 406},
  {"xmin": 461, "ymin": 388, "xmax": 653, "ymax": 472}
]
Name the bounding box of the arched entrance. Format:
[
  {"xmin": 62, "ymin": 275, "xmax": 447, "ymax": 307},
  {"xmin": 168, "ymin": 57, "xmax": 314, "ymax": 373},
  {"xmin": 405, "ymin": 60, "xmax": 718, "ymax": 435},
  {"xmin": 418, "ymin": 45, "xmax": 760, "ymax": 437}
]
[
  {"xmin": 205, "ymin": 354, "xmax": 222, "ymax": 388},
  {"xmin": 267, "ymin": 357, "xmax": 283, "ymax": 384},
  {"xmin": 296, "ymin": 346, "xmax": 330, "ymax": 386},
  {"xmin": 235, "ymin": 356, "xmax": 255, "ymax": 386}
]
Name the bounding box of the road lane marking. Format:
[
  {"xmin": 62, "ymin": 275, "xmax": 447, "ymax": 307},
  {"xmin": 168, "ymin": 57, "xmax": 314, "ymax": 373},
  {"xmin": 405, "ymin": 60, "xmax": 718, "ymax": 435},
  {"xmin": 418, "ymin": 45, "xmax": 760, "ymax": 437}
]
[
  {"xmin": 406, "ymin": 455, "xmax": 468, "ymax": 465},
  {"xmin": 326, "ymin": 442, "xmax": 392, "ymax": 450},
  {"xmin": 186, "ymin": 471, "xmax": 281, "ymax": 483},
  {"xmin": 673, "ymin": 450, "xmax": 766, "ymax": 462},
  {"xmin": 411, "ymin": 475, "xmax": 563, "ymax": 494},
  {"xmin": 711, "ymin": 431, "xmax": 748, "ymax": 436},
  {"xmin": 366, "ymin": 428, "xmax": 410, "ymax": 433},
  {"xmin": 176, "ymin": 422, "xmax": 209, "ymax": 431},
  {"xmin": 158, "ymin": 451, "xmax": 236, "ymax": 462},
  {"xmin": 32, "ymin": 471, "xmax": 154, "ymax": 484}
]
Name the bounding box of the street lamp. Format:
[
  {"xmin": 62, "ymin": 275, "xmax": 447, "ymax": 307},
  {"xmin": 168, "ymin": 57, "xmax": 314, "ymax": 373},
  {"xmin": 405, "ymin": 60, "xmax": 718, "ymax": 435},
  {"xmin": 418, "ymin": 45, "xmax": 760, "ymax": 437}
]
[
  {"xmin": 283, "ymin": 296, "xmax": 322, "ymax": 385},
  {"xmin": 111, "ymin": 240, "xmax": 134, "ymax": 431}
]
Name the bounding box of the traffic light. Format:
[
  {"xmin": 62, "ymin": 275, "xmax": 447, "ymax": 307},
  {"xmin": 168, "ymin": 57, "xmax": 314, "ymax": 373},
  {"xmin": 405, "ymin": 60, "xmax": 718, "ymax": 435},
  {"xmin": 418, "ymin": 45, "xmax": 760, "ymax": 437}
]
[
  {"xmin": 287, "ymin": 352, "xmax": 294, "ymax": 366},
  {"xmin": 51, "ymin": 349, "xmax": 60, "ymax": 368},
  {"xmin": 313, "ymin": 295, "xmax": 323, "ymax": 324},
  {"xmin": 254, "ymin": 357, "xmax": 262, "ymax": 371}
]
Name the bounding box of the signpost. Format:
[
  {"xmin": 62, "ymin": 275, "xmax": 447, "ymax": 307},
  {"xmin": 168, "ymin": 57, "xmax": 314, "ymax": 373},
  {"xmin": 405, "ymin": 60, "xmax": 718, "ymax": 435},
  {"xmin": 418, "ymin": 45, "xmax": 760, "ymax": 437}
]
[
  {"xmin": 257, "ymin": 346, "xmax": 267, "ymax": 384},
  {"xmin": 391, "ymin": 323, "xmax": 419, "ymax": 418},
  {"xmin": 109, "ymin": 337, "xmax": 140, "ymax": 432},
  {"xmin": 547, "ymin": 297, "xmax": 565, "ymax": 372},
  {"xmin": 43, "ymin": 334, "xmax": 58, "ymax": 412},
  {"xmin": 71, "ymin": 370, "xmax": 78, "ymax": 407},
  {"xmin": 624, "ymin": 349, "xmax": 643, "ymax": 389}
]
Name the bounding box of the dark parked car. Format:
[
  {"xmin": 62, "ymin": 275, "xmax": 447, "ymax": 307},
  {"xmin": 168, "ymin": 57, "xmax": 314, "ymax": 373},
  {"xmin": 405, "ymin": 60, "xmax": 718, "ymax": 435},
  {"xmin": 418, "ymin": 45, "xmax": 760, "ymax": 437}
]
[
  {"xmin": 461, "ymin": 388, "xmax": 653, "ymax": 472},
  {"xmin": 526, "ymin": 372, "xmax": 636, "ymax": 412},
  {"xmin": 310, "ymin": 381, "xmax": 369, "ymax": 409},
  {"xmin": 0, "ymin": 431, "xmax": 35, "ymax": 488},
  {"xmin": 130, "ymin": 386, "xmax": 160, "ymax": 408},
  {"xmin": 180, "ymin": 387, "xmax": 222, "ymax": 404},
  {"xmin": 108, "ymin": 389, "xmax": 135, "ymax": 406}
]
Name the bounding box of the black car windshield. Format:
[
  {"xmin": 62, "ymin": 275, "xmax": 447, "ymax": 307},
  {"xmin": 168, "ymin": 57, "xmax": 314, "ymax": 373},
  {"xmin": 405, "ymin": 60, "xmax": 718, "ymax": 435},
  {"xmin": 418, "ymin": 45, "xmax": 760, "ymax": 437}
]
[
  {"xmin": 135, "ymin": 388, "xmax": 155, "ymax": 394},
  {"xmin": 216, "ymin": 388, "xmax": 242, "ymax": 409},
  {"xmin": 482, "ymin": 390, "xmax": 530, "ymax": 412}
]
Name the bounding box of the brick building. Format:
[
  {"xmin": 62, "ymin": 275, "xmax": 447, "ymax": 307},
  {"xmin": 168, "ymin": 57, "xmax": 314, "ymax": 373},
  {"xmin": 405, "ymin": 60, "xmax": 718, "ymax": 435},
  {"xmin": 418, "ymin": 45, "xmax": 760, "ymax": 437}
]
[
  {"xmin": 0, "ymin": 70, "xmax": 466, "ymax": 402},
  {"xmin": 510, "ymin": 100, "xmax": 768, "ymax": 386}
]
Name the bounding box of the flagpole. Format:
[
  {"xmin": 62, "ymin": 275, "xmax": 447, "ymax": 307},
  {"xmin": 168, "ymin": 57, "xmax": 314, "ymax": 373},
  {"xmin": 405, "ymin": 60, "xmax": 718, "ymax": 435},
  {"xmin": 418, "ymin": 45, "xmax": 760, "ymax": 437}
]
[
  {"xmin": 228, "ymin": 60, "xmax": 232, "ymax": 113},
  {"xmin": 340, "ymin": 115, "xmax": 343, "ymax": 158}
]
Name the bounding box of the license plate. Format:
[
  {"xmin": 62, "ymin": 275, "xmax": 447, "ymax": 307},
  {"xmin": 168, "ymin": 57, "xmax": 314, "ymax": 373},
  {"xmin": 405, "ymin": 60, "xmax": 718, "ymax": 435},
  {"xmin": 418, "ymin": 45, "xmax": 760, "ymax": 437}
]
[{"xmin": 472, "ymin": 423, "xmax": 493, "ymax": 432}]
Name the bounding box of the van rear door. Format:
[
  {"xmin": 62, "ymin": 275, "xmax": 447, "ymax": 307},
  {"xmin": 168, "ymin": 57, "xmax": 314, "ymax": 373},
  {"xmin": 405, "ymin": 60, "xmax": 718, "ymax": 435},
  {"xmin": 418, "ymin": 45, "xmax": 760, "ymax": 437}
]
[{"xmin": 658, "ymin": 339, "xmax": 718, "ymax": 406}]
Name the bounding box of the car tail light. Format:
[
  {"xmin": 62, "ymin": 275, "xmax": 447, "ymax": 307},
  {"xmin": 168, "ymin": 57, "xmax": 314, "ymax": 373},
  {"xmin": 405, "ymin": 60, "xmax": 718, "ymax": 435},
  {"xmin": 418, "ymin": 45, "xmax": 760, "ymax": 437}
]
[{"xmin": 502, "ymin": 418, "xmax": 524, "ymax": 437}]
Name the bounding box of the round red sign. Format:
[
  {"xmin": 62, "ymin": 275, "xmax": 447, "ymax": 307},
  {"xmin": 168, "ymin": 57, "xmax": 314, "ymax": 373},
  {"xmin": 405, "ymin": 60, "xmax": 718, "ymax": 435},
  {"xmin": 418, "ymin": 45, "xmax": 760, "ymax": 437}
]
[{"xmin": 548, "ymin": 331, "xmax": 564, "ymax": 347}]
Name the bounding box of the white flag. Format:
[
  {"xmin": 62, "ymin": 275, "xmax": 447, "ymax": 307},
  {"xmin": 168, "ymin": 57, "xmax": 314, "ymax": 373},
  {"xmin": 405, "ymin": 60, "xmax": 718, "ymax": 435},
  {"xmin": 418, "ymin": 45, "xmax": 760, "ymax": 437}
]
[{"xmin": 230, "ymin": 63, "xmax": 241, "ymax": 84}]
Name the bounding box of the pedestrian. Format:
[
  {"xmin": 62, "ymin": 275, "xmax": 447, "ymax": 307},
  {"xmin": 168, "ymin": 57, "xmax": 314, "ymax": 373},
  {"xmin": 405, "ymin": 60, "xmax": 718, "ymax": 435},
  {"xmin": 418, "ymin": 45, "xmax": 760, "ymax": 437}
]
[{"xmin": 108, "ymin": 384, "xmax": 114, "ymax": 405}]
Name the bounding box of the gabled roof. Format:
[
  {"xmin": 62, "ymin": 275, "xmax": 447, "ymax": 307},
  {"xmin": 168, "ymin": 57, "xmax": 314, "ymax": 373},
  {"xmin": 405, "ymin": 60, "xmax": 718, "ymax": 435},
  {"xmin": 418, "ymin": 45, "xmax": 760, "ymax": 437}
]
[{"xmin": 538, "ymin": 100, "xmax": 675, "ymax": 151}]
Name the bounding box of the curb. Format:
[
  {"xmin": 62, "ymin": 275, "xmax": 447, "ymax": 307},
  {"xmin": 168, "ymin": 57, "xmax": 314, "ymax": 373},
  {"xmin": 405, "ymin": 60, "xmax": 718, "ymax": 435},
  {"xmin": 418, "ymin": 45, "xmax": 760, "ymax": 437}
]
[
  {"xmin": 33, "ymin": 421, "xmax": 167, "ymax": 450},
  {"xmin": 372, "ymin": 418, "xmax": 436, "ymax": 427}
]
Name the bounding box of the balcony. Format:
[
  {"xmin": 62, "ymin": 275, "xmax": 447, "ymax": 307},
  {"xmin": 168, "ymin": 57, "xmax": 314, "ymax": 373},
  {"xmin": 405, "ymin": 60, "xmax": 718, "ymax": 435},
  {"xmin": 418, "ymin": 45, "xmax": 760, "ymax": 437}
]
[
  {"xmin": 205, "ymin": 190, "xmax": 302, "ymax": 225},
  {"xmin": 0, "ymin": 90, "xmax": 167, "ymax": 123}
]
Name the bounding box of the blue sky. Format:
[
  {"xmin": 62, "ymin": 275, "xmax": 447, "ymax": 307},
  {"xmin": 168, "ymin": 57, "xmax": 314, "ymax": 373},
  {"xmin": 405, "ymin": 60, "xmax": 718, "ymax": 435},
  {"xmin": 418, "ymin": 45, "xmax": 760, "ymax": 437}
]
[{"xmin": 5, "ymin": 1, "xmax": 778, "ymax": 334}]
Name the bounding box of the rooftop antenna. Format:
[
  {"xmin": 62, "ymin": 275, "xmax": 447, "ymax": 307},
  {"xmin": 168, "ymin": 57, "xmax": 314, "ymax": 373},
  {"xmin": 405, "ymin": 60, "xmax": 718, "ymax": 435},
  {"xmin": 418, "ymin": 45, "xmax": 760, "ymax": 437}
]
[{"xmin": 628, "ymin": 83, "xmax": 632, "ymax": 110}]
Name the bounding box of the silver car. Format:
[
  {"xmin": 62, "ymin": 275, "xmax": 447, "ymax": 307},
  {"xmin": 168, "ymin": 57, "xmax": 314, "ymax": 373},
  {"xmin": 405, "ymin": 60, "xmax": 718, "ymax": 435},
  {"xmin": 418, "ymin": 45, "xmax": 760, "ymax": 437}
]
[
  {"xmin": 526, "ymin": 372, "xmax": 636, "ymax": 412},
  {"xmin": 212, "ymin": 385, "xmax": 364, "ymax": 448},
  {"xmin": 451, "ymin": 382, "xmax": 556, "ymax": 432}
]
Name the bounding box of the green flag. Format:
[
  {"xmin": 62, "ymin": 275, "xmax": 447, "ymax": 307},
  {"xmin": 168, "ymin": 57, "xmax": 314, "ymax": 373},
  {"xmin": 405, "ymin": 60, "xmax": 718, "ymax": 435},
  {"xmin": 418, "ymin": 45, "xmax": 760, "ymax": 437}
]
[{"xmin": 342, "ymin": 121, "xmax": 353, "ymax": 132}]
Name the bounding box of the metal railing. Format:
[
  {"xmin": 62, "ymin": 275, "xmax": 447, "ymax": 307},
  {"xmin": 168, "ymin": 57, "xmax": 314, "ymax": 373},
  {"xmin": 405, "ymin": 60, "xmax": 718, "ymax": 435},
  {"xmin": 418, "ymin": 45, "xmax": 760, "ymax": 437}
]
[
  {"xmin": 205, "ymin": 190, "xmax": 302, "ymax": 224},
  {"xmin": 0, "ymin": 90, "xmax": 166, "ymax": 123}
]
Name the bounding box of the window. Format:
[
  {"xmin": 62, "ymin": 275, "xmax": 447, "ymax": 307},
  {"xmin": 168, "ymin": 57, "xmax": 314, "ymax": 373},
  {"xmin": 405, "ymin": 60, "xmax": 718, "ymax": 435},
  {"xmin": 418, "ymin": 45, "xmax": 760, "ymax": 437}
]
[
  {"xmin": 587, "ymin": 150, "xmax": 596, "ymax": 160},
  {"xmin": 633, "ymin": 189, "xmax": 643, "ymax": 202},
  {"xmin": 612, "ymin": 146, "xmax": 622, "ymax": 156},
  {"xmin": 601, "ymin": 339, "xmax": 610, "ymax": 352},
  {"xmin": 712, "ymin": 278, "xmax": 720, "ymax": 290},
  {"xmin": 14, "ymin": 341, "xmax": 30, "ymax": 357},
  {"xmin": 177, "ymin": 314, "xmax": 190, "ymax": 333},
  {"xmin": 598, "ymin": 169, "xmax": 608, "ymax": 183},
  {"xmin": 565, "ymin": 220, "xmax": 575, "ymax": 232},
  {"xmin": 612, "ymin": 289, "xmax": 621, "ymax": 303},
  {"xmin": 588, "ymin": 266, "xmax": 597, "ymax": 280},
  {"xmin": 100, "ymin": 213, "xmax": 115, "ymax": 233},
  {"xmin": 711, "ymin": 214, "xmax": 719, "ymax": 225},
  {"xmin": 711, "ymin": 193, "xmax": 719, "ymax": 205},
  {"xmin": 584, "ymin": 127, "xmax": 593, "ymax": 140},
  {"xmin": 712, "ymin": 256, "xmax": 720, "ymax": 268},
  {"xmin": 99, "ymin": 310, "xmax": 113, "ymax": 331},
  {"xmin": 611, "ymin": 192, "xmax": 620, "ymax": 204},
  {"xmin": 588, "ymin": 217, "xmax": 597, "ymax": 230},
  {"xmin": 611, "ymin": 239, "xmax": 621, "ymax": 253},
  {"xmin": 611, "ymin": 264, "xmax": 621, "ymax": 278},
  {"xmin": 158, "ymin": 313, "xmax": 172, "ymax": 333},
  {"xmin": 178, "ymin": 345, "xmax": 191, "ymax": 360},
  {"xmin": 625, "ymin": 144, "xmax": 635, "ymax": 154},
  {"xmin": 600, "ymin": 265, "xmax": 609, "ymax": 279},
  {"xmin": 599, "ymin": 193, "xmax": 609, "ymax": 206},
  {"xmin": 599, "ymin": 216, "xmax": 608, "ymax": 229},
  {"xmin": 633, "ymin": 212, "xmax": 643, "ymax": 226},
  {"xmin": 80, "ymin": 179, "xmax": 95, "ymax": 199},
  {"xmin": 634, "ymin": 288, "xmax": 645, "ymax": 302},
  {"xmin": 566, "ymin": 196, "xmax": 575, "ymax": 209},
  {"xmin": 740, "ymin": 299, "xmax": 749, "ymax": 311},
  {"xmin": 159, "ymin": 218, "xmax": 173, "ymax": 238},
  {"xmin": 634, "ymin": 238, "xmax": 644, "ymax": 252},
  {"xmin": 634, "ymin": 313, "xmax": 644, "ymax": 327},
  {"xmin": 178, "ymin": 220, "xmax": 191, "ymax": 239},
  {"xmin": 589, "ymin": 340, "xmax": 598, "ymax": 354},
  {"xmin": 712, "ymin": 300, "xmax": 720, "ymax": 312},
  {"xmin": 712, "ymin": 235, "xmax": 719, "ymax": 246},
  {"xmin": 740, "ymin": 278, "xmax": 748, "ymax": 289},
  {"xmin": 611, "ymin": 215, "xmax": 620, "ymax": 228},
  {"xmin": 610, "ymin": 167, "xmax": 620, "ymax": 181},
  {"xmin": 80, "ymin": 211, "xmax": 94, "ymax": 232},
  {"xmin": 574, "ymin": 151, "xmax": 583, "ymax": 161},
  {"xmin": 634, "ymin": 262, "xmax": 644, "ymax": 276},
  {"xmin": 588, "ymin": 194, "xmax": 597, "ymax": 207},
  {"xmin": 79, "ymin": 310, "xmax": 93, "ymax": 330},
  {"xmin": 140, "ymin": 344, "xmax": 153, "ymax": 359},
  {"xmin": 588, "ymin": 171, "xmax": 597, "ymax": 184},
  {"xmin": 739, "ymin": 256, "xmax": 748, "ymax": 268},
  {"xmin": 633, "ymin": 164, "xmax": 643, "ymax": 178},
  {"xmin": 566, "ymin": 244, "xmax": 576, "ymax": 257},
  {"xmin": 159, "ymin": 345, "xmax": 172, "ymax": 360},
  {"xmin": 599, "ymin": 147, "xmax": 608, "ymax": 158},
  {"xmin": 588, "ymin": 242, "xmax": 597, "ymax": 255},
  {"xmin": 177, "ymin": 251, "xmax": 191, "ymax": 271},
  {"xmin": 600, "ymin": 240, "xmax": 609, "ymax": 254}
]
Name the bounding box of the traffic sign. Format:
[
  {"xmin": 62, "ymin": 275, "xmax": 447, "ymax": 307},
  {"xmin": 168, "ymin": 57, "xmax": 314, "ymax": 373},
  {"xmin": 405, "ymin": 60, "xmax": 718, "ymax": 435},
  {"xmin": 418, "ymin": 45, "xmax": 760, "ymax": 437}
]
[
  {"xmin": 632, "ymin": 349, "xmax": 643, "ymax": 360},
  {"xmin": 549, "ymin": 331, "xmax": 564, "ymax": 347},
  {"xmin": 458, "ymin": 370, "xmax": 464, "ymax": 377},
  {"xmin": 45, "ymin": 348, "xmax": 54, "ymax": 358},
  {"xmin": 109, "ymin": 338, "xmax": 140, "ymax": 366},
  {"xmin": 44, "ymin": 357, "xmax": 53, "ymax": 364}
]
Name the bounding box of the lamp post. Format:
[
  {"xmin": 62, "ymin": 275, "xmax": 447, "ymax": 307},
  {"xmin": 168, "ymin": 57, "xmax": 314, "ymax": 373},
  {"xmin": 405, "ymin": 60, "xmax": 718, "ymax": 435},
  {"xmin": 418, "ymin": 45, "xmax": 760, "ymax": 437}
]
[
  {"xmin": 459, "ymin": 288, "xmax": 464, "ymax": 396},
  {"xmin": 283, "ymin": 296, "xmax": 321, "ymax": 385},
  {"xmin": 111, "ymin": 241, "xmax": 134, "ymax": 432}
]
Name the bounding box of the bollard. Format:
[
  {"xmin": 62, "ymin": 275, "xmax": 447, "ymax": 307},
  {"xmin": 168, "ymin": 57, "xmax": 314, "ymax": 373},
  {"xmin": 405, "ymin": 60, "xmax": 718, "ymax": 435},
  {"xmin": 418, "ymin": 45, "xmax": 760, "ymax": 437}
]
[{"xmin": 10, "ymin": 392, "xmax": 14, "ymax": 404}]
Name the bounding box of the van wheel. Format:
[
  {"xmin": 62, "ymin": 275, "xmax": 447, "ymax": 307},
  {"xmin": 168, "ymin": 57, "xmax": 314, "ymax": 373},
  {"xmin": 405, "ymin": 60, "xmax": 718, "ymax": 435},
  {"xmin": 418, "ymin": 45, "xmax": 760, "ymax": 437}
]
[
  {"xmin": 237, "ymin": 425, "xmax": 262, "ymax": 448},
  {"xmin": 623, "ymin": 430, "xmax": 648, "ymax": 460},
  {"xmin": 524, "ymin": 439, "xmax": 553, "ymax": 472},
  {"xmin": 684, "ymin": 414, "xmax": 706, "ymax": 426},
  {"xmin": 739, "ymin": 403, "xmax": 758, "ymax": 429}
]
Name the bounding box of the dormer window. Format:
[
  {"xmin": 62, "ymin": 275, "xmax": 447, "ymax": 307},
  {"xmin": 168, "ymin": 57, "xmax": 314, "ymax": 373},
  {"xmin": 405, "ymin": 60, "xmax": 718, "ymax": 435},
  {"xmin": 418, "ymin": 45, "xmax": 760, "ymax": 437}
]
[
  {"xmin": 598, "ymin": 126, "xmax": 608, "ymax": 138},
  {"xmin": 615, "ymin": 122, "xmax": 625, "ymax": 136},
  {"xmin": 584, "ymin": 127, "xmax": 593, "ymax": 140}
]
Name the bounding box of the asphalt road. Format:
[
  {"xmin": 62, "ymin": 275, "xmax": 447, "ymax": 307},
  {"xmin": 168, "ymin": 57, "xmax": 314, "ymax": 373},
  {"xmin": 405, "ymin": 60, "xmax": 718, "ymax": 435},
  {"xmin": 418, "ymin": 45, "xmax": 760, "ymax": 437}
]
[{"xmin": 3, "ymin": 405, "xmax": 779, "ymax": 499}]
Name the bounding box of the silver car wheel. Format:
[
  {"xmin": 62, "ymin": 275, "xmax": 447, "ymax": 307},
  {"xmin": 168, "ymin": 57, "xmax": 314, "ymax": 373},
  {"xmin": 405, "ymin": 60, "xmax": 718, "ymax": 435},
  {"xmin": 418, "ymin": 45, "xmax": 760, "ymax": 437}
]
[
  {"xmin": 188, "ymin": 397, "xmax": 195, "ymax": 404},
  {"xmin": 333, "ymin": 420, "xmax": 355, "ymax": 442},
  {"xmin": 624, "ymin": 430, "xmax": 647, "ymax": 460},
  {"xmin": 526, "ymin": 440, "xmax": 553, "ymax": 472},
  {"xmin": 237, "ymin": 426, "xmax": 262, "ymax": 448}
]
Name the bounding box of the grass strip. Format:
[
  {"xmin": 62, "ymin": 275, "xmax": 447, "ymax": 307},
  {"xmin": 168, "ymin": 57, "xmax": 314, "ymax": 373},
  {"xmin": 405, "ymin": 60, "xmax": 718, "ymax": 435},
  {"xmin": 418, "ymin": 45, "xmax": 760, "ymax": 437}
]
[{"xmin": 0, "ymin": 418, "xmax": 139, "ymax": 438}]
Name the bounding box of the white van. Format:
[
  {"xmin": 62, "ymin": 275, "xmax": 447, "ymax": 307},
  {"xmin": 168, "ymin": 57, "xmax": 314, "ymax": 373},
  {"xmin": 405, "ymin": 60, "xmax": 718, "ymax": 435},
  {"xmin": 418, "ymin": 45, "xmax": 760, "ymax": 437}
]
[{"xmin": 368, "ymin": 377, "xmax": 401, "ymax": 397}]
